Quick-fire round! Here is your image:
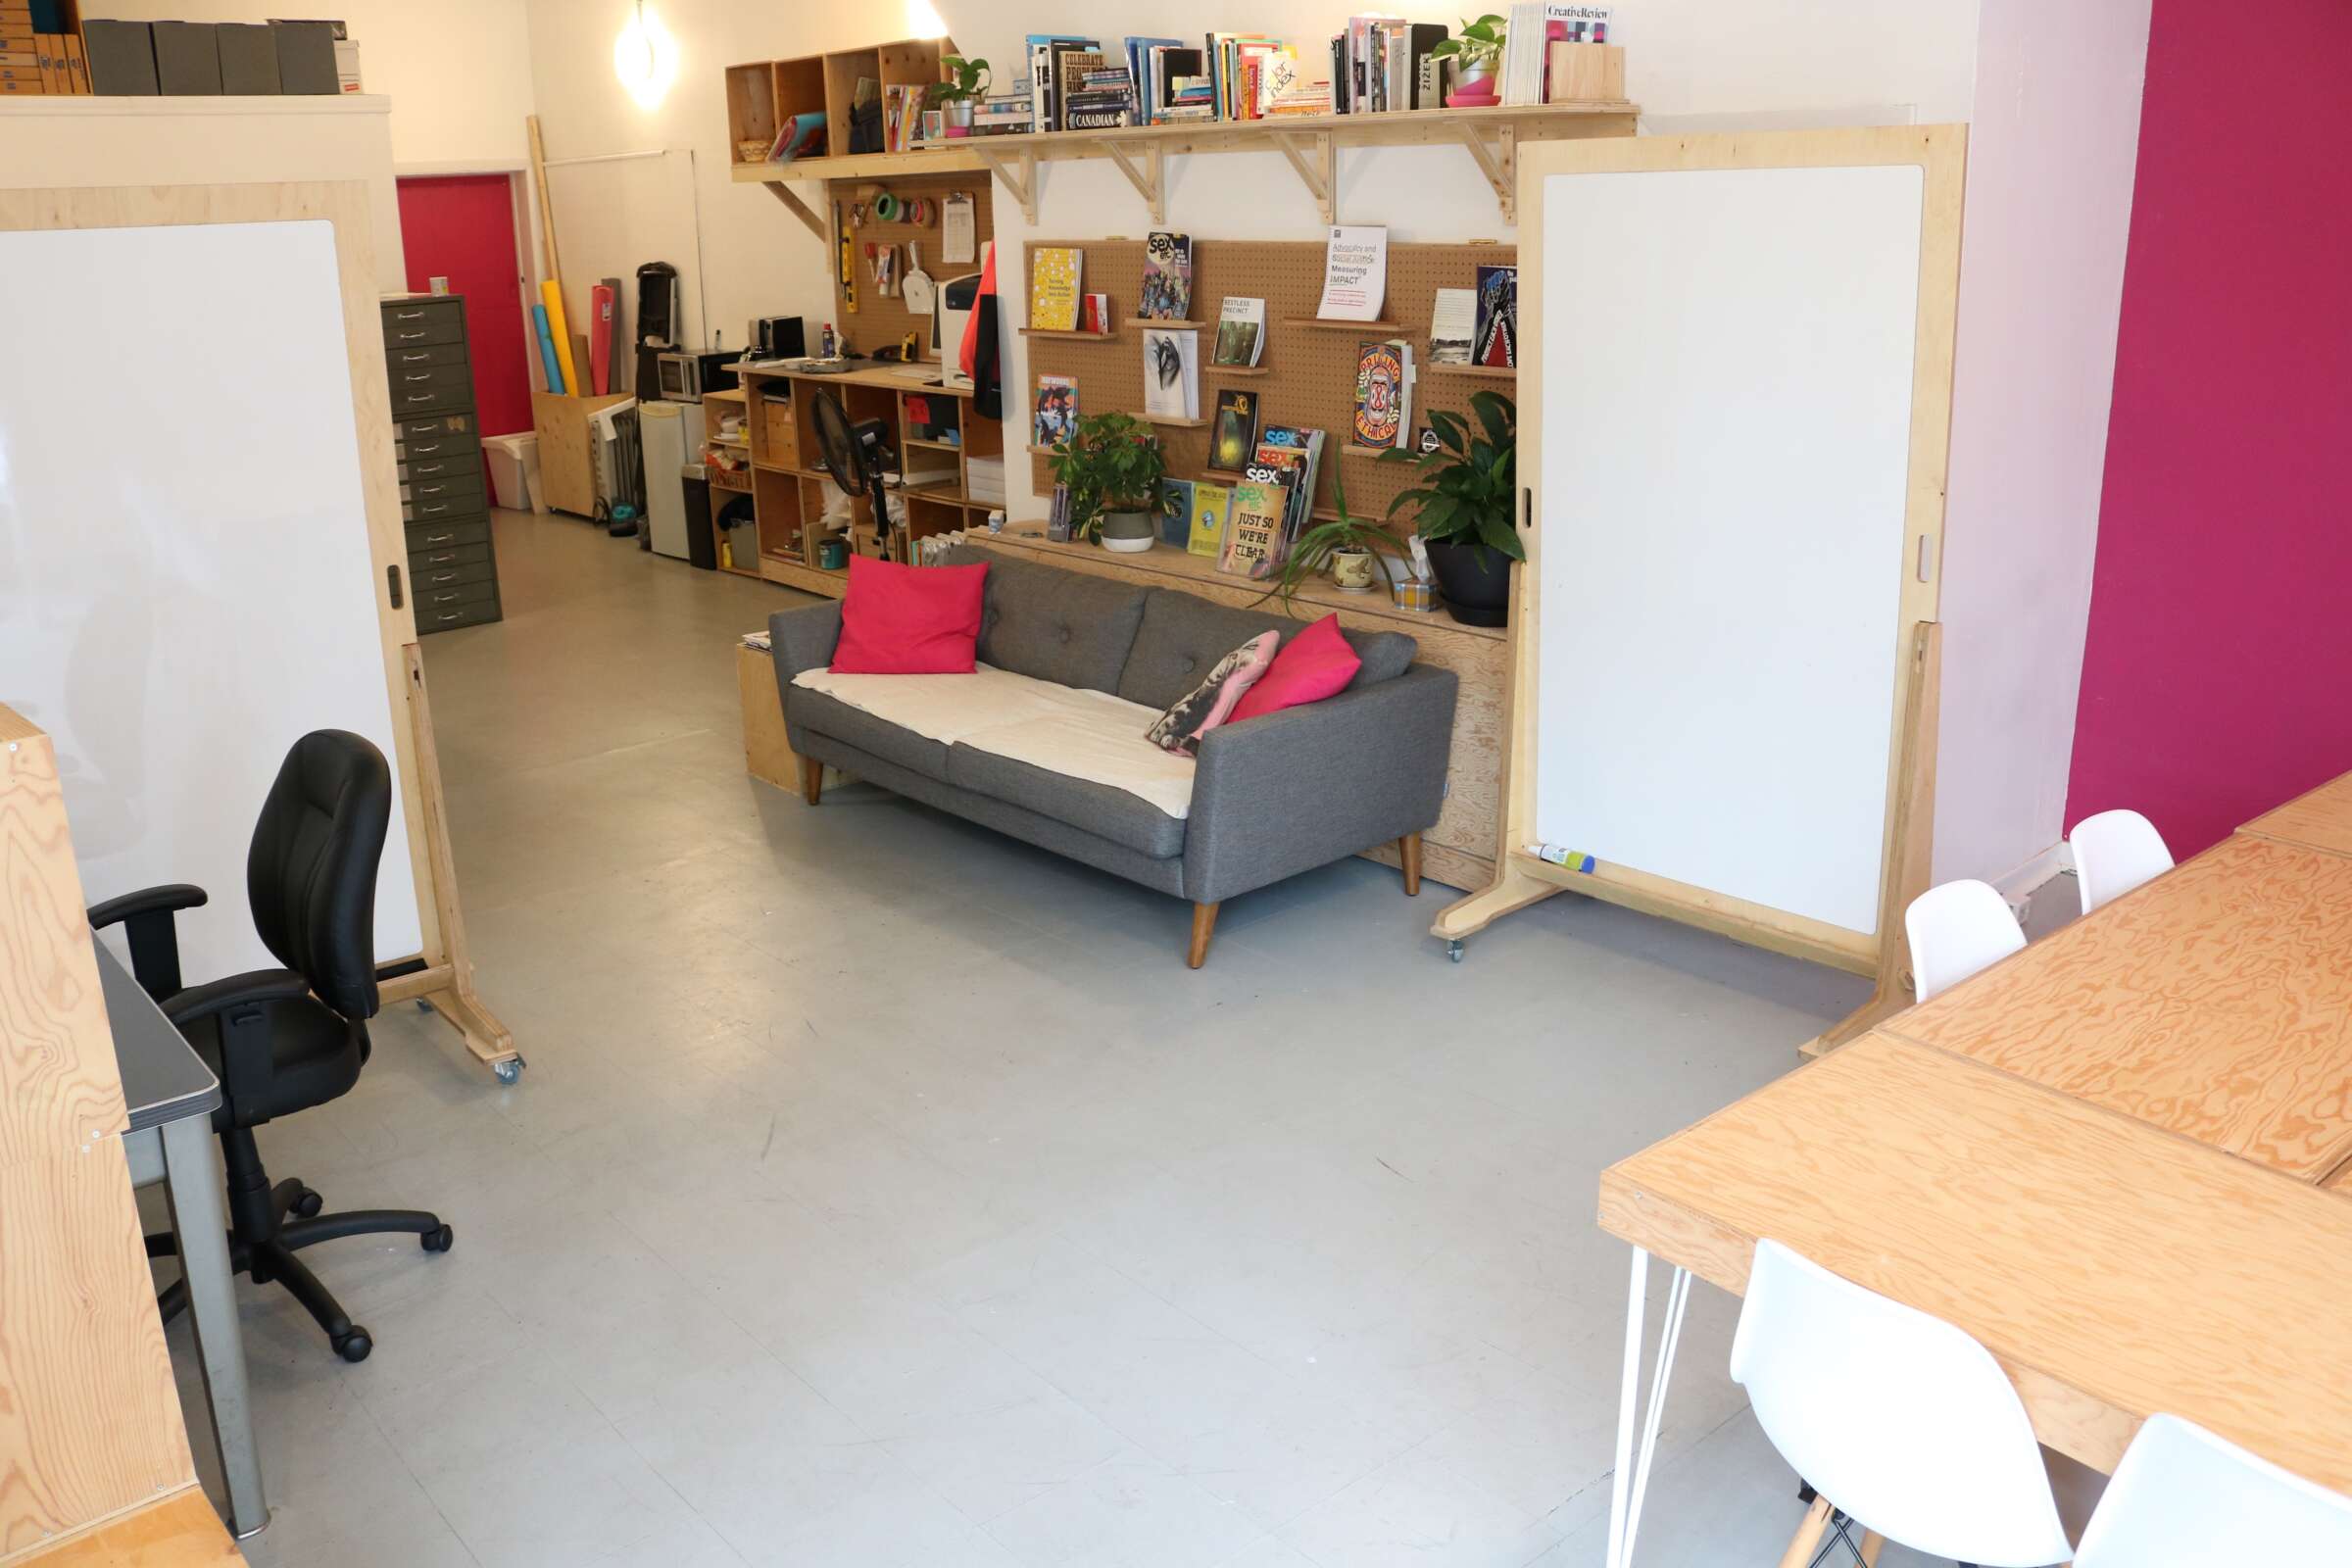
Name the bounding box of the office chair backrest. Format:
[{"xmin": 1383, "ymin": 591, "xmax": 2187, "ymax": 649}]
[
  {"xmin": 1904, "ymin": 878, "xmax": 2027, "ymax": 1002},
  {"xmin": 248, "ymin": 729, "xmax": 390, "ymax": 1021},
  {"xmin": 1731, "ymin": 1240, "xmax": 2073, "ymax": 1568},
  {"xmin": 2069, "ymin": 808, "xmax": 2174, "ymax": 914},
  {"xmin": 2074, "ymin": 1413, "xmax": 2352, "ymax": 1565}
]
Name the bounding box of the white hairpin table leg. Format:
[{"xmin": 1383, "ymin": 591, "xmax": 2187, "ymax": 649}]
[{"xmin": 1603, "ymin": 1247, "xmax": 1693, "ymax": 1568}]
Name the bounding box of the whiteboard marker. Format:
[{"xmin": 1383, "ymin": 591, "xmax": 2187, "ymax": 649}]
[{"xmin": 1529, "ymin": 844, "xmax": 1596, "ymax": 872}]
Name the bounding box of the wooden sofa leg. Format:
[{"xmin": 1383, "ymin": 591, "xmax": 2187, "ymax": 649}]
[
  {"xmin": 1188, "ymin": 902, "xmax": 1219, "ymax": 969},
  {"xmin": 1398, "ymin": 832, "xmax": 1423, "ymax": 896},
  {"xmin": 799, "ymin": 755, "xmax": 823, "ymax": 807}
]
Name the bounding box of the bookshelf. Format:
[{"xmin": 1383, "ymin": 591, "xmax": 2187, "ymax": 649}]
[{"xmin": 732, "ymin": 101, "xmax": 1637, "ymax": 225}]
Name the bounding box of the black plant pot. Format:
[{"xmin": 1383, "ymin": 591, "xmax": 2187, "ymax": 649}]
[{"xmin": 1426, "ymin": 539, "xmax": 1514, "ymax": 626}]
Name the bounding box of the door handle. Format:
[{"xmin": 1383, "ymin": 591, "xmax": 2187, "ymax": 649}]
[{"xmin": 385, "ymin": 564, "xmax": 403, "ymax": 609}]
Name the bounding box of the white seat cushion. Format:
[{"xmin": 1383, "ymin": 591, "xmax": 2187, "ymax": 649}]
[{"xmin": 794, "ymin": 664, "xmax": 1196, "ymax": 818}]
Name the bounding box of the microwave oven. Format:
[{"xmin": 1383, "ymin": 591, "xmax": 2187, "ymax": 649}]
[{"xmin": 653, "ymin": 350, "xmax": 739, "ymax": 402}]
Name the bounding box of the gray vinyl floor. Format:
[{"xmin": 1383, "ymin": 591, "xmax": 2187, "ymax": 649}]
[{"xmin": 171, "ymin": 507, "xmax": 1960, "ymax": 1567}]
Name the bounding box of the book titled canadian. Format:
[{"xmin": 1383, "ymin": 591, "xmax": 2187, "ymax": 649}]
[
  {"xmin": 1217, "ymin": 478, "xmax": 1292, "ymax": 580},
  {"xmin": 1315, "ymin": 224, "xmax": 1389, "ymax": 321},
  {"xmin": 1029, "ymin": 246, "xmax": 1083, "ymax": 332},
  {"xmin": 1140, "ymin": 230, "xmax": 1194, "ymax": 319}
]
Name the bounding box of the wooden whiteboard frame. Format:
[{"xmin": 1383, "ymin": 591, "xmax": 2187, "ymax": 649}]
[
  {"xmin": 1434, "ymin": 127, "xmax": 1966, "ymax": 1054},
  {"xmin": 0, "ymin": 182, "xmax": 516, "ymax": 1079}
]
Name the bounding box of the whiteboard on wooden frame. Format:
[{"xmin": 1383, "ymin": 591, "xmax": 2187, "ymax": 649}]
[
  {"xmin": 1489, "ymin": 127, "xmax": 1963, "ymax": 971},
  {"xmin": 0, "ymin": 213, "xmax": 424, "ymax": 979}
]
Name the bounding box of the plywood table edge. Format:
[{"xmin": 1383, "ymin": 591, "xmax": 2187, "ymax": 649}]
[{"xmin": 7, "ymin": 1487, "xmax": 242, "ymax": 1566}]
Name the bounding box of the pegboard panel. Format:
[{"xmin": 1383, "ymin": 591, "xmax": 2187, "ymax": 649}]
[
  {"xmin": 1021, "ymin": 236, "xmax": 1517, "ymax": 526},
  {"xmin": 830, "ymin": 170, "xmax": 993, "ymax": 365}
]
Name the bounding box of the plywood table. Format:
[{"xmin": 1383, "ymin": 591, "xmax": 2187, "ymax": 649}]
[
  {"xmin": 1883, "ymin": 831, "xmax": 2352, "ymax": 1182},
  {"xmin": 2240, "ymin": 769, "xmax": 2352, "ymax": 859},
  {"xmin": 19, "ymin": 1492, "xmax": 244, "ymax": 1566},
  {"xmin": 1593, "ymin": 1032, "xmax": 2352, "ymax": 1567}
]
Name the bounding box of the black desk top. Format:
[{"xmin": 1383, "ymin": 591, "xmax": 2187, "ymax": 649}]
[{"xmin": 97, "ymin": 943, "xmax": 219, "ymax": 1134}]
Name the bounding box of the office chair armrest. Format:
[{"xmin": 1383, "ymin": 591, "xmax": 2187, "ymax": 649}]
[
  {"xmin": 163, "ymin": 969, "xmax": 313, "ymax": 1118},
  {"xmin": 162, "ymin": 968, "xmax": 313, "ymax": 1030},
  {"xmin": 86, "ymin": 883, "xmax": 209, "ymax": 1002}
]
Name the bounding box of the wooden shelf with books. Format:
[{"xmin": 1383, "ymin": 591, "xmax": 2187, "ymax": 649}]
[
  {"xmin": 1285, "ymin": 318, "xmax": 1403, "ymax": 331},
  {"xmin": 1018, "ymin": 326, "xmax": 1123, "ymax": 341},
  {"xmin": 1422, "ymin": 362, "xmax": 1517, "ymax": 378},
  {"xmin": 1138, "ymin": 413, "xmax": 1209, "ymax": 428},
  {"xmin": 1204, "ymin": 364, "xmax": 1273, "ymax": 377}
]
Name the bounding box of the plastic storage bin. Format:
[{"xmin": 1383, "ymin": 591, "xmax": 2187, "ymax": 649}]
[{"xmin": 484, "ymin": 433, "xmax": 542, "ymax": 513}]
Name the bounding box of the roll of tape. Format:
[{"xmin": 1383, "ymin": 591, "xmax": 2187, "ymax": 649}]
[{"xmin": 873, "ymin": 190, "xmax": 901, "ymax": 222}]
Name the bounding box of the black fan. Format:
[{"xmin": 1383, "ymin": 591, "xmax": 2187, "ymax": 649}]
[{"xmin": 810, "ymin": 389, "xmax": 899, "ymax": 562}]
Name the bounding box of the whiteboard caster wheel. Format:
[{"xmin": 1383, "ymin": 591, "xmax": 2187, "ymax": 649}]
[
  {"xmin": 492, "ymin": 1057, "xmax": 522, "ymax": 1085},
  {"xmin": 1447, "ymin": 941, "xmax": 1465, "ymax": 963},
  {"xmin": 416, "ymin": 999, "xmax": 433, "ymax": 1013}
]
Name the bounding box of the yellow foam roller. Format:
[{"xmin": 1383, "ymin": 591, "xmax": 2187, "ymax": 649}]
[{"xmin": 541, "ymin": 279, "xmax": 581, "ymax": 398}]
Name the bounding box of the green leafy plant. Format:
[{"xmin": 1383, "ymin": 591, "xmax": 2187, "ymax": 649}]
[
  {"xmin": 1380, "ymin": 389, "xmax": 1522, "ymax": 564},
  {"xmin": 1261, "ymin": 460, "xmax": 1406, "ymax": 609},
  {"xmin": 928, "ymin": 55, "xmax": 992, "ymax": 106},
  {"xmin": 1049, "ymin": 413, "xmax": 1167, "ymax": 539},
  {"xmin": 1428, "ymin": 15, "xmax": 1506, "ymax": 73}
]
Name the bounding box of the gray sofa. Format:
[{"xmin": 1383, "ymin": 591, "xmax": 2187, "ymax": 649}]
[{"xmin": 768, "ymin": 545, "xmax": 1459, "ymax": 965}]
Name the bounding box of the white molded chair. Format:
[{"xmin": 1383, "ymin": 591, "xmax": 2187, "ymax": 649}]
[
  {"xmin": 2074, "ymin": 1412, "xmax": 2352, "ymax": 1565},
  {"xmin": 2069, "ymin": 808, "xmax": 2175, "ymax": 914},
  {"xmin": 1905, "ymin": 878, "xmax": 2027, "ymax": 1002},
  {"xmin": 1732, "ymin": 1240, "xmax": 2073, "ymax": 1568}
]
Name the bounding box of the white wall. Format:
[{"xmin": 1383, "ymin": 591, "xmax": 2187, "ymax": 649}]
[
  {"xmin": 95, "ymin": 0, "xmax": 539, "ymax": 171},
  {"xmin": 1931, "ymin": 0, "xmax": 2150, "ymax": 889},
  {"xmin": 0, "ymin": 96, "xmax": 408, "ymax": 290}
]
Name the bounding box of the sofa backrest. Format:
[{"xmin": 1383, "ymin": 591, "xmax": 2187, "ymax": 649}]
[
  {"xmin": 1115, "ymin": 590, "xmax": 1418, "ymax": 711},
  {"xmin": 942, "ymin": 545, "xmax": 1149, "ymax": 694}
]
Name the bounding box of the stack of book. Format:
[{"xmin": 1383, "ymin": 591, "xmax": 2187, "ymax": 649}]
[
  {"xmin": 882, "ymin": 84, "xmax": 926, "ymax": 152},
  {"xmin": 1065, "ymin": 64, "xmax": 1139, "ymax": 129},
  {"xmin": 1162, "ymin": 74, "xmax": 1216, "ymax": 121},
  {"xmin": 1333, "ymin": 15, "xmax": 1450, "ymax": 114},
  {"xmin": 971, "ymin": 90, "xmax": 1036, "ymax": 135},
  {"xmin": 1500, "ymin": 2, "xmax": 1617, "ymax": 106}
]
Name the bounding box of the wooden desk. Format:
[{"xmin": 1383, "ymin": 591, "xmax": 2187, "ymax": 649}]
[
  {"xmin": 1594, "ymin": 1032, "xmax": 2352, "ymax": 1565},
  {"xmin": 1884, "ymin": 831, "xmax": 2352, "ymax": 1182},
  {"xmin": 2241, "ymin": 769, "xmax": 2352, "ymax": 859},
  {"xmin": 20, "ymin": 1493, "xmax": 242, "ymax": 1567}
]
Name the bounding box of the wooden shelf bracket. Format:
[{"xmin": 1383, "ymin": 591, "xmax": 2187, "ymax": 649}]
[
  {"xmin": 1100, "ymin": 138, "xmax": 1167, "ymax": 224},
  {"xmin": 1270, "ymin": 129, "xmax": 1337, "ymax": 223},
  {"xmin": 977, "ymin": 145, "xmax": 1040, "ymax": 222},
  {"xmin": 1454, "ymin": 122, "xmax": 1521, "ymax": 220},
  {"xmin": 762, "ymin": 179, "xmax": 827, "ymax": 240}
]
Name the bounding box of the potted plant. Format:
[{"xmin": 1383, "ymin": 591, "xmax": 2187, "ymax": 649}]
[
  {"xmin": 1431, "ymin": 16, "xmax": 1505, "ymax": 106},
  {"xmin": 928, "ymin": 55, "xmax": 991, "ymax": 137},
  {"xmin": 1050, "ymin": 413, "xmax": 1166, "ymax": 552},
  {"xmin": 1263, "ymin": 461, "xmax": 1406, "ymax": 607},
  {"xmin": 1381, "ymin": 389, "xmax": 1520, "ymax": 625}
]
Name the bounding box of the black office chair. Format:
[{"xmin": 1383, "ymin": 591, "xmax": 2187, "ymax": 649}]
[{"xmin": 90, "ymin": 730, "xmax": 452, "ymax": 1363}]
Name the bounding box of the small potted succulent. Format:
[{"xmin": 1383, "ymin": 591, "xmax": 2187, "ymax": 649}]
[
  {"xmin": 1431, "ymin": 16, "xmax": 1505, "ymax": 106},
  {"xmin": 1050, "ymin": 413, "xmax": 1167, "ymax": 552},
  {"xmin": 1381, "ymin": 390, "xmax": 1521, "ymax": 625},
  {"xmin": 1264, "ymin": 462, "xmax": 1405, "ymax": 607},
  {"xmin": 928, "ymin": 55, "xmax": 991, "ymax": 137}
]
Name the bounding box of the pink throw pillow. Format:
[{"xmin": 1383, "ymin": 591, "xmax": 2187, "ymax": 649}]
[
  {"xmin": 1228, "ymin": 613, "xmax": 1362, "ymax": 722},
  {"xmin": 830, "ymin": 556, "xmax": 988, "ymax": 674},
  {"xmin": 1144, "ymin": 631, "xmax": 1280, "ymax": 755}
]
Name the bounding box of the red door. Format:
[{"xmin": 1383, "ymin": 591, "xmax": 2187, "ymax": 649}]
[{"xmin": 395, "ymin": 174, "xmax": 533, "ymax": 441}]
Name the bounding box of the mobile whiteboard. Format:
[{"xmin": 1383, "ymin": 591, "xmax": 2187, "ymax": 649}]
[{"xmin": 0, "ymin": 219, "xmax": 423, "ymax": 979}]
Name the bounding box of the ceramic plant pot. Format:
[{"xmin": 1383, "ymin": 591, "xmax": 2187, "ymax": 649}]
[
  {"xmin": 1099, "ymin": 509, "xmax": 1157, "ymax": 554},
  {"xmin": 941, "ymin": 100, "xmax": 975, "ymax": 138},
  {"xmin": 1426, "ymin": 538, "xmax": 1512, "ymax": 625},
  {"xmin": 1447, "ymin": 63, "xmax": 1500, "ymax": 107},
  {"xmin": 1331, "ymin": 547, "xmax": 1377, "ymax": 593}
]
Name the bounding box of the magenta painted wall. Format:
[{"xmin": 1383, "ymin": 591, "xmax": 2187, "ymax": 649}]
[{"xmin": 2066, "ymin": 0, "xmax": 2352, "ymax": 856}]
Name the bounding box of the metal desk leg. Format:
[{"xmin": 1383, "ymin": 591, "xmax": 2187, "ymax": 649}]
[
  {"xmin": 1603, "ymin": 1247, "xmax": 1691, "ymax": 1568},
  {"xmin": 157, "ymin": 1113, "xmax": 269, "ymax": 1538}
]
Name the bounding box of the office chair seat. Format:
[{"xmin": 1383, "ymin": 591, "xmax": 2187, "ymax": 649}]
[{"xmin": 178, "ymin": 995, "xmax": 366, "ymax": 1133}]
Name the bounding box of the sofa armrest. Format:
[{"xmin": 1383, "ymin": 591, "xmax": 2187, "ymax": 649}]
[
  {"xmin": 1183, "ymin": 663, "xmax": 1459, "ymax": 905},
  {"xmin": 770, "ymin": 603, "xmax": 842, "ymax": 689}
]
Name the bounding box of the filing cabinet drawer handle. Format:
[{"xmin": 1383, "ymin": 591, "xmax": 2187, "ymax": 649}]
[
  {"xmin": 423, "ymin": 531, "xmax": 456, "ymax": 543},
  {"xmin": 397, "ymin": 331, "xmax": 425, "ymax": 341},
  {"xmin": 395, "ymin": 309, "xmax": 425, "ymax": 318},
  {"xmin": 413, "ymin": 442, "xmax": 441, "ymax": 453},
  {"xmin": 437, "ymin": 612, "xmax": 463, "ymax": 622},
  {"xmin": 429, "ymin": 591, "xmax": 462, "ymax": 605},
  {"xmin": 428, "ymin": 571, "xmax": 457, "ymax": 584},
  {"xmin": 404, "ymin": 372, "xmax": 432, "ymax": 382},
  {"xmin": 420, "ymin": 503, "xmax": 449, "ymax": 515},
  {"xmin": 397, "ymin": 351, "xmax": 429, "ymax": 363},
  {"xmin": 420, "ymin": 483, "xmax": 446, "ymax": 494},
  {"xmin": 423, "ymin": 551, "xmax": 457, "ymax": 564},
  {"xmin": 403, "ymin": 393, "xmax": 435, "ymax": 405}
]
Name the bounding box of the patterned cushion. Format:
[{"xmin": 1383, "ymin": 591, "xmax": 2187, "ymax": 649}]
[{"xmin": 1144, "ymin": 632, "xmax": 1280, "ymax": 756}]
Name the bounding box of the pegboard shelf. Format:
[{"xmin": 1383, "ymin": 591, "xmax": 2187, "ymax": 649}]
[
  {"xmin": 1342, "ymin": 443, "xmax": 1409, "ymax": 458},
  {"xmin": 1138, "ymin": 414, "xmax": 1210, "ymax": 428},
  {"xmin": 1284, "ymin": 318, "xmax": 1402, "ymax": 331},
  {"xmin": 1423, "ymin": 363, "xmax": 1518, "ymax": 379},
  {"xmin": 1019, "ymin": 327, "xmax": 1123, "ymax": 341},
  {"xmin": 1203, "ymin": 364, "xmax": 1272, "ymax": 377}
]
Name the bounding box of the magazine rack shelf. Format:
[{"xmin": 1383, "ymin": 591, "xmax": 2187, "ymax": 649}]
[{"xmin": 735, "ymin": 101, "xmax": 1636, "ymax": 227}]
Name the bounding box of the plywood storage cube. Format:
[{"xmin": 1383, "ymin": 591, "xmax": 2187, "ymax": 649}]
[{"xmin": 1546, "ymin": 42, "xmax": 1625, "ymax": 102}]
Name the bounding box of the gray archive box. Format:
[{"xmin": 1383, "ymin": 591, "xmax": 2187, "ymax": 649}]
[
  {"xmin": 81, "ymin": 20, "xmax": 161, "ymax": 95},
  {"xmin": 218, "ymin": 24, "xmax": 282, "ymax": 94},
  {"xmin": 270, "ymin": 20, "xmax": 340, "ymax": 94},
  {"xmin": 152, "ymin": 22, "xmax": 222, "ymax": 94}
]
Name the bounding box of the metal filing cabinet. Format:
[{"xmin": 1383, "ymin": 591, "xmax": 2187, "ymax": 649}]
[{"xmin": 384, "ymin": 295, "xmax": 504, "ymax": 633}]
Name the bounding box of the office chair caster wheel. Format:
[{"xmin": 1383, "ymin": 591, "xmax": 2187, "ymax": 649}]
[
  {"xmin": 1446, "ymin": 941, "xmax": 1465, "ymax": 963},
  {"xmin": 421, "ymin": 1223, "xmax": 454, "ymax": 1253},
  {"xmin": 493, "ymin": 1057, "xmax": 522, "ymax": 1085},
  {"xmin": 332, "ymin": 1326, "xmax": 373, "ymax": 1363},
  {"xmin": 416, "ymin": 999, "xmax": 433, "ymax": 1013},
  {"xmin": 291, "ymin": 1186, "xmax": 323, "ymax": 1219}
]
